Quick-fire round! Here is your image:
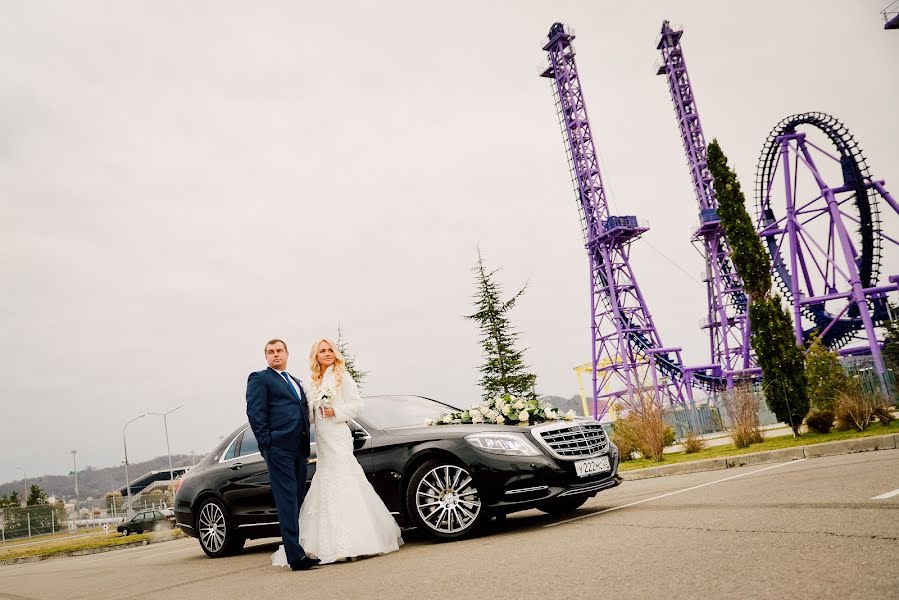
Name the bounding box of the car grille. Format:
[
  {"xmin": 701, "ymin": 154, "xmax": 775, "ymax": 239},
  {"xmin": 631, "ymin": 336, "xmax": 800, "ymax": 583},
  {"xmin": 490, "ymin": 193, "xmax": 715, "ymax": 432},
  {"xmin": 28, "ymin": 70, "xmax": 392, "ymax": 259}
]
[{"xmin": 534, "ymin": 421, "xmax": 608, "ymax": 460}]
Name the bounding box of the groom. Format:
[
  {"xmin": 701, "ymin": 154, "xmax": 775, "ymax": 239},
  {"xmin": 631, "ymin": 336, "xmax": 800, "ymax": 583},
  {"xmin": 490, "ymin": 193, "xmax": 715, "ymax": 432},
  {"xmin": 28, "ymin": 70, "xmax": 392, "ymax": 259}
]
[{"xmin": 246, "ymin": 339, "xmax": 319, "ymax": 571}]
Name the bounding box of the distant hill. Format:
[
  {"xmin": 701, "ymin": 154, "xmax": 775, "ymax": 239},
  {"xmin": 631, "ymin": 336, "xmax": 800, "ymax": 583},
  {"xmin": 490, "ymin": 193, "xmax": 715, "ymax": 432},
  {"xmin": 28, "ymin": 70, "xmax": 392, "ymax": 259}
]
[{"xmin": 0, "ymin": 454, "xmax": 198, "ymax": 501}]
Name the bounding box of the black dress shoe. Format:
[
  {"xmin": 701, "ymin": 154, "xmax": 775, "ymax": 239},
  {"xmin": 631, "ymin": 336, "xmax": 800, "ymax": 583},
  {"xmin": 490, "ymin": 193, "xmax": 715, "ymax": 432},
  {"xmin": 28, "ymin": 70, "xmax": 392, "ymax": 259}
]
[{"xmin": 289, "ymin": 556, "xmax": 321, "ymax": 571}]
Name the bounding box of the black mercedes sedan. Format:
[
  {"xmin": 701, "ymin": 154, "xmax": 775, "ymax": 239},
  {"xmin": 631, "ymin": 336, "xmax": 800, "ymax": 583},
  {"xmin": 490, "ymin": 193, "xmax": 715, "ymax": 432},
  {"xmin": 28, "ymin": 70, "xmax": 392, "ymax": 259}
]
[{"xmin": 174, "ymin": 395, "xmax": 621, "ymax": 557}]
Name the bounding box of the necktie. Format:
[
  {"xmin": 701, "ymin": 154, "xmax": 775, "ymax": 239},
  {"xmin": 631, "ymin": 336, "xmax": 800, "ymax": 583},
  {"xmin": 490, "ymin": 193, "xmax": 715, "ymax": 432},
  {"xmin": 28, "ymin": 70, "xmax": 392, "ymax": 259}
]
[{"xmin": 280, "ymin": 372, "xmax": 301, "ymax": 402}]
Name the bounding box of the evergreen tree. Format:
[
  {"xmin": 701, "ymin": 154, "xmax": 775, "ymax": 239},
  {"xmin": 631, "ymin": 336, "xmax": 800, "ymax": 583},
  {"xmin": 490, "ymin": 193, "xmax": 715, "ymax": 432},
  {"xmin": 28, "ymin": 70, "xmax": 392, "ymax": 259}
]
[
  {"xmin": 466, "ymin": 249, "xmax": 538, "ymax": 401},
  {"xmin": 26, "ymin": 484, "xmax": 48, "ymax": 506},
  {"xmin": 804, "ymin": 333, "xmax": 846, "ymax": 411},
  {"xmin": 336, "ymin": 325, "xmax": 368, "ymax": 388},
  {"xmin": 708, "ymin": 139, "xmax": 809, "ymax": 433}
]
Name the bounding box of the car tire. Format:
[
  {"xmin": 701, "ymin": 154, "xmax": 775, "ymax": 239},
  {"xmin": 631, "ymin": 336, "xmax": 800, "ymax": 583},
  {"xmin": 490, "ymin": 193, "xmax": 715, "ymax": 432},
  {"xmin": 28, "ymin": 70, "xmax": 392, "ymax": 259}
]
[
  {"xmin": 121, "ymin": 528, "xmax": 130, "ymax": 536},
  {"xmin": 536, "ymin": 495, "xmax": 590, "ymax": 515},
  {"xmin": 405, "ymin": 458, "xmax": 487, "ymax": 541},
  {"xmin": 195, "ymin": 497, "xmax": 243, "ymax": 558}
]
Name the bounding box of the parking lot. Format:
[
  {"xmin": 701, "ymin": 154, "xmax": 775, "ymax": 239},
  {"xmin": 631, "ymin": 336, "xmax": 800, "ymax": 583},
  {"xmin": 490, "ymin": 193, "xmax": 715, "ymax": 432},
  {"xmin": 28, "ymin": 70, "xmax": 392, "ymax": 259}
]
[{"xmin": 2, "ymin": 450, "xmax": 897, "ymax": 600}]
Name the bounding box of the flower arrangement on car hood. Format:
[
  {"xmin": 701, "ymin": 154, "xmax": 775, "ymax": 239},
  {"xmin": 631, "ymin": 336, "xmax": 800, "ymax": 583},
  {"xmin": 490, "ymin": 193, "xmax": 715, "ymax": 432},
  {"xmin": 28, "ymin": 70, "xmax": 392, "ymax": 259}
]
[{"xmin": 426, "ymin": 394, "xmax": 576, "ymax": 426}]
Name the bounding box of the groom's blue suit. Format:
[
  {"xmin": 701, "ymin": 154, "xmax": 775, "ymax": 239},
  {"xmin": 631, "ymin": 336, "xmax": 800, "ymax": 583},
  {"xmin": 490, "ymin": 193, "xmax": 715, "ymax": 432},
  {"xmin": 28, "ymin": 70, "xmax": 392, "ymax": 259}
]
[{"xmin": 246, "ymin": 367, "xmax": 311, "ymax": 564}]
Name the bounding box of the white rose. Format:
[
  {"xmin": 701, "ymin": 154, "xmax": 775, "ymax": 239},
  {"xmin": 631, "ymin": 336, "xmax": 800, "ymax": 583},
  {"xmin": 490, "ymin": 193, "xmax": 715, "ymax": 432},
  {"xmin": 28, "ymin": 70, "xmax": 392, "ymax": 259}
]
[
  {"xmin": 518, "ymin": 410, "xmax": 530, "ymax": 422},
  {"xmin": 471, "ymin": 413, "xmax": 484, "ymax": 424},
  {"xmin": 513, "ymin": 401, "xmax": 525, "ymax": 410},
  {"xmin": 494, "ymin": 415, "xmax": 505, "ymax": 424},
  {"xmin": 424, "ymin": 418, "xmax": 433, "ymax": 426},
  {"xmin": 443, "ymin": 415, "xmax": 453, "ymax": 424},
  {"xmin": 545, "ymin": 409, "xmax": 556, "ymax": 420},
  {"xmin": 564, "ymin": 410, "xmax": 576, "ymax": 421},
  {"xmin": 501, "ymin": 404, "xmax": 511, "ymax": 415}
]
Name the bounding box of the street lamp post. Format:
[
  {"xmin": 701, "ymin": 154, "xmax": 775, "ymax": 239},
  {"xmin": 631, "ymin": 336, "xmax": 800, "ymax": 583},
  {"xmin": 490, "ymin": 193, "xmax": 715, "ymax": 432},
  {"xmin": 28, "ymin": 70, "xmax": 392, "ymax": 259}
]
[
  {"xmin": 123, "ymin": 414, "xmax": 147, "ymax": 518},
  {"xmin": 70, "ymin": 450, "xmax": 79, "ymax": 500},
  {"xmin": 148, "ymin": 406, "xmax": 182, "ymax": 491}
]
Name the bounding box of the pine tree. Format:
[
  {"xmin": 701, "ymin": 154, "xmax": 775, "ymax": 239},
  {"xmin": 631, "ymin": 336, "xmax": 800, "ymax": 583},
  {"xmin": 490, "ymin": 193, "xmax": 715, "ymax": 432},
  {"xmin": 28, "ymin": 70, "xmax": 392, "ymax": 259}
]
[
  {"xmin": 466, "ymin": 249, "xmax": 538, "ymax": 401},
  {"xmin": 26, "ymin": 484, "xmax": 48, "ymax": 506},
  {"xmin": 336, "ymin": 325, "xmax": 368, "ymax": 388},
  {"xmin": 708, "ymin": 139, "xmax": 809, "ymax": 434}
]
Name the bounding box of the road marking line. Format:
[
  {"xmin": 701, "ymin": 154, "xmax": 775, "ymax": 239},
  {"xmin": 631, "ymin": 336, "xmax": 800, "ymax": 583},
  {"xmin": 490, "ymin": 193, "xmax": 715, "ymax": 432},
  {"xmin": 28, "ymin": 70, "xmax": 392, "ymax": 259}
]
[
  {"xmin": 870, "ymin": 488, "xmax": 899, "ymax": 500},
  {"xmin": 545, "ymin": 458, "xmax": 808, "ymax": 528}
]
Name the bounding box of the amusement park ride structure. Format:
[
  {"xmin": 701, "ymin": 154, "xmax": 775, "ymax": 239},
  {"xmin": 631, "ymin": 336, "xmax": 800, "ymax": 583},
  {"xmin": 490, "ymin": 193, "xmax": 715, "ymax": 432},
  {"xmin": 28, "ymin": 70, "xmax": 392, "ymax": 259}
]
[
  {"xmin": 542, "ymin": 21, "xmax": 899, "ymax": 420},
  {"xmin": 656, "ymin": 21, "xmax": 756, "ymax": 390},
  {"xmin": 541, "ymin": 23, "xmax": 700, "ymax": 423}
]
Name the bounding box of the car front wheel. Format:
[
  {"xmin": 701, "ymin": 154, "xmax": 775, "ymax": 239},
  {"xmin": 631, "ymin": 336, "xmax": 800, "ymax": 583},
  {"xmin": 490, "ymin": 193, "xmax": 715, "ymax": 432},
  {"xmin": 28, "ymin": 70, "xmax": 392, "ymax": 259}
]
[
  {"xmin": 120, "ymin": 528, "xmax": 130, "ymax": 536},
  {"xmin": 405, "ymin": 459, "xmax": 487, "ymax": 541},
  {"xmin": 196, "ymin": 497, "xmax": 244, "ymax": 558}
]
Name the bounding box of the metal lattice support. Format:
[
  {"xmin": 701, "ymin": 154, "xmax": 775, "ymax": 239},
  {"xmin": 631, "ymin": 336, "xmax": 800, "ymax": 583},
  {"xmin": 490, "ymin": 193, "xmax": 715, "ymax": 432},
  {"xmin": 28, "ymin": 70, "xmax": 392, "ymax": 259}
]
[
  {"xmin": 755, "ymin": 112, "xmax": 899, "ymax": 388},
  {"xmin": 541, "ymin": 23, "xmax": 695, "ymax": 420},
  {"xmin": 656, "ymin": 21, "xmax": 755, "ymax": 388}
]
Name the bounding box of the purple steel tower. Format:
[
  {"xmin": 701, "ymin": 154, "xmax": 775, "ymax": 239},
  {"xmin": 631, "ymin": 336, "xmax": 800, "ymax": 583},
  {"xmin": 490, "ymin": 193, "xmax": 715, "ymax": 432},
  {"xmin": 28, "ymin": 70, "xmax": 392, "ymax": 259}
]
[
  {"xmin": 541, "ymin": 23, "xmax": 694, "ymax": 419},
  {"xmin": 656, "ymin": 21, "xmax": 755, "ymax": 388}
]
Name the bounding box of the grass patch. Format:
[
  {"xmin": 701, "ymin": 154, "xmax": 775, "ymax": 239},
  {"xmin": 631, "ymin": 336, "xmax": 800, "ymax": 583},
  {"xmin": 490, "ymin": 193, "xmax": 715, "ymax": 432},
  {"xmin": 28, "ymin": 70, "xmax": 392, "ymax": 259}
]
[
  {"xmin": 0, "ymin": 529, "xmax": 184, "ymax": 561},
  {"xmin": 618, "ymin": 418, "xmax": 899, "ymax": 472},
  {"xmin": 1, "ymin": 526, "xmax": 109, "ymax": 548}
]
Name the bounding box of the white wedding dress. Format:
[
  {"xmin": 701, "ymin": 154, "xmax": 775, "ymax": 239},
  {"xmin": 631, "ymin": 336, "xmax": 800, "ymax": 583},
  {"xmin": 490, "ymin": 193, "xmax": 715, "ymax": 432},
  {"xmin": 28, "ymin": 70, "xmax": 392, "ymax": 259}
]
[{"xmin": 272, "ymin": 367, "xmax": 403, "ymax": 566}]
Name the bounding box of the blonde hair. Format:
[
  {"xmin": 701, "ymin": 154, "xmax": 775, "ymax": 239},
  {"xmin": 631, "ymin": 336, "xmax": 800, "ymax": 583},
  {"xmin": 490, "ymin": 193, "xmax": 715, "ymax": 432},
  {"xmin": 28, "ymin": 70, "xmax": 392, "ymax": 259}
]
[{"xmin": 309, "ymin": 338, "xmax": 346, "ymax": 388}]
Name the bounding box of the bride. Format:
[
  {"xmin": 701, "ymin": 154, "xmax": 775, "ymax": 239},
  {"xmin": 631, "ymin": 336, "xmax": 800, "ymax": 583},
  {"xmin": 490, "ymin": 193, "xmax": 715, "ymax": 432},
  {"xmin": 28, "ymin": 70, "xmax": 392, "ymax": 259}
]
[{"xmin": 272, "ymin": 338, "xmax": 403, "ymax": 566}]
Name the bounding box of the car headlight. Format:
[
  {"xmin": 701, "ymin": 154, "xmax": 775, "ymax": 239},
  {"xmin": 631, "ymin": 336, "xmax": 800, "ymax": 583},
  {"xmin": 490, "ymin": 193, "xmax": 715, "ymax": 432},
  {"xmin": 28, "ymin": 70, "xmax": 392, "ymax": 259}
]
[{"xmin": 464, "ymin": 432, "xmax": 542, "ymax": 456}]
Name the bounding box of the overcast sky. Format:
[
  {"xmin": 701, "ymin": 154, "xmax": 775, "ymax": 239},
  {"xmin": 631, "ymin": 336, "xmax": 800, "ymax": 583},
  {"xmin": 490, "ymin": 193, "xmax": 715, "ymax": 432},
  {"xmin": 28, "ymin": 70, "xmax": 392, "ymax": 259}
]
[{"xmin": 2, "ymin": 1, "xmax": 897, "ymax": 487}]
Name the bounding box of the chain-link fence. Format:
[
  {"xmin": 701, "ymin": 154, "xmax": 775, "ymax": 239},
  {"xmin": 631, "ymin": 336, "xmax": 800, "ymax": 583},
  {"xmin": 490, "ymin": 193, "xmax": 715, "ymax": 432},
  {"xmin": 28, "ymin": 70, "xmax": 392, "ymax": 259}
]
[
  {"xmin": 0, "ymin": 504, "xmax": 69, "ymax": 543},
  {"xmin": 842, "ymin": 355, "xmax": 897, "ymax": 401}
]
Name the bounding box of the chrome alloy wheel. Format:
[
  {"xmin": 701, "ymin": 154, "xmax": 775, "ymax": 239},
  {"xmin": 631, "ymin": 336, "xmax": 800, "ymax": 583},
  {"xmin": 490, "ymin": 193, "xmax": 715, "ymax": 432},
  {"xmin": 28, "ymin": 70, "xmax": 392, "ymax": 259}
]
[
  {"xmin": 198, "ymin": 502, "xmax": 227, "ymax": 553},
  {"xmin": 415, "ymin": 465, "xmax": 482, "ymax": 534}
]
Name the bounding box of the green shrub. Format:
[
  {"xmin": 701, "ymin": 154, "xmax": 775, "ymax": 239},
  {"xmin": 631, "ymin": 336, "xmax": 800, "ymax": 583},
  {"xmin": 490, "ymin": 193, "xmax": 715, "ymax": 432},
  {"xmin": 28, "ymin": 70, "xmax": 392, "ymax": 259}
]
[
  {"xmin": 805, "ymin": 334, "xmax": 846, "ymax": 411},
  {"xmin": 805, "ymin": 409, "xmax": 835, "ymax": 434},
  {"xmin": 663, "ymin": 426, "xmax": 676, "ymax": 447}
]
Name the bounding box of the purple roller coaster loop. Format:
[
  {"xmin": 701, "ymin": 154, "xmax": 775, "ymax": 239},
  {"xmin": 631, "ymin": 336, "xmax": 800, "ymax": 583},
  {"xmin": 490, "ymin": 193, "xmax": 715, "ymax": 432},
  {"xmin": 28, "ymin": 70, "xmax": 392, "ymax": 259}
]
[
  {"xmin": 656, "ymin": 21, "xmax": 755, "ymax": 389},
  {"xmin": 757, "ymin": 123, "xmax": 899, "ymax": 394},
  {"xmin": 541, "ymin": 22, "xmax": 698, "ymax": 425}
]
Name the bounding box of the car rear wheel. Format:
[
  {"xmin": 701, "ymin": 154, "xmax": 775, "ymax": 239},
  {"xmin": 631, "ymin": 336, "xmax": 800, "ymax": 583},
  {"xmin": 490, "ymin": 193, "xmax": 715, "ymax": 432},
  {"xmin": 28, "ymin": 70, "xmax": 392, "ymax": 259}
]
[
  {"xmin": 537, "ymin": 495, "xmax": 590, "ymax": 515},
  {"xmin": 405, "ymin": 458, "xmax": 487, "ymax": 541},
  {"xmin": 196, "ymin": 497, "xmax": 244, "ymax": 558}
]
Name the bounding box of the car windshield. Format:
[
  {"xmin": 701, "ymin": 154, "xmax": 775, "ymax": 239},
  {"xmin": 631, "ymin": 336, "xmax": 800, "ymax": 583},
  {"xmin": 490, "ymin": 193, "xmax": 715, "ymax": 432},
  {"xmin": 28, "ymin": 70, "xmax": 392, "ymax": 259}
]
[{"xmin": 361, "ymin": 395, "xmax": 461, "ymax": 429}]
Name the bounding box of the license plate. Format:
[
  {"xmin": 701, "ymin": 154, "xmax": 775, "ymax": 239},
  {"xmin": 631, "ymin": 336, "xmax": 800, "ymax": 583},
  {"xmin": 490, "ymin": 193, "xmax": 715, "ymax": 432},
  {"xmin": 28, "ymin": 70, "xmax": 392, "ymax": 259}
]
[{"xmin": 575, "ymin": 456, "xmax": 610, "ymax": 478}]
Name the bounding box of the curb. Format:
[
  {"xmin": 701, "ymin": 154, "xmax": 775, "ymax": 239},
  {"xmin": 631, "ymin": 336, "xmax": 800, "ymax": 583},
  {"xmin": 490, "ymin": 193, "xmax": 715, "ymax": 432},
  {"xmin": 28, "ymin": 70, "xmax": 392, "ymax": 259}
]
[{"xmin": 620, "ymin": 432, "xmax": 898, "ymax": 481}]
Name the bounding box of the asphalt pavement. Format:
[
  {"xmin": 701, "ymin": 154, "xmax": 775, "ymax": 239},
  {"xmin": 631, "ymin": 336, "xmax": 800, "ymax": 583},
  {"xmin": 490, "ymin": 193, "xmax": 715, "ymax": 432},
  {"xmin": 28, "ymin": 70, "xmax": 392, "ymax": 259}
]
[{"xmin": 2, "ymin": 450, "xmax": 897, "ymax": 600}]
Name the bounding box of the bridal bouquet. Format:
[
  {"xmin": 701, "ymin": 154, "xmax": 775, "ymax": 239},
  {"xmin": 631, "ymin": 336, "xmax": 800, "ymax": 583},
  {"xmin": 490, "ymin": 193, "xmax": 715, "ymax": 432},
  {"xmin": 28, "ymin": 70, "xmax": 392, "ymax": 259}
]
[
  {"xmin": 426, "ymin": 394, "xmax": 576, "ymax": 427},
  {"xmin": 315, "ymin": 384, "xmax": 337, "ymax": 416}
]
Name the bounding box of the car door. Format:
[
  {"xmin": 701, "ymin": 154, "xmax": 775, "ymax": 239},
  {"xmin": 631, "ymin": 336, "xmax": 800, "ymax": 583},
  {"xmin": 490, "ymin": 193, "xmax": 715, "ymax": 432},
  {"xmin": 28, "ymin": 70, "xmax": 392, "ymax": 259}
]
[
  {"xmin": 135, "ymin": 512, "xmax": 150, "ymax": 533},
  {"xmin": 219, "ymin": 428, "xmax": 275, "ymax": 526}
]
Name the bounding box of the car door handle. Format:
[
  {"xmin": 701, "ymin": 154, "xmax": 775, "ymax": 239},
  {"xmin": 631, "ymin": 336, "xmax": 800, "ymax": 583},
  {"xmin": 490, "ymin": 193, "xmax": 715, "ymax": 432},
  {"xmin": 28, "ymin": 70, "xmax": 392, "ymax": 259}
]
[{"xmin": 230, "ymin": 462, "xmax": 243, "ymax": 470}]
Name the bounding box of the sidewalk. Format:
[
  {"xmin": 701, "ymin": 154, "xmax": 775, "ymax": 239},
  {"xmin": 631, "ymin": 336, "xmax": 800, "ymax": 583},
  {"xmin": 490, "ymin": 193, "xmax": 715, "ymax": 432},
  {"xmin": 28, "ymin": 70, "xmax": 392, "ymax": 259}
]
[
  {"xmin": 664, "ymin": 422, "xmax": 798, "ymax": 454},
  {"xmin": 622, "ymin": 432, "xmax": 899, "ymax": 481}
]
